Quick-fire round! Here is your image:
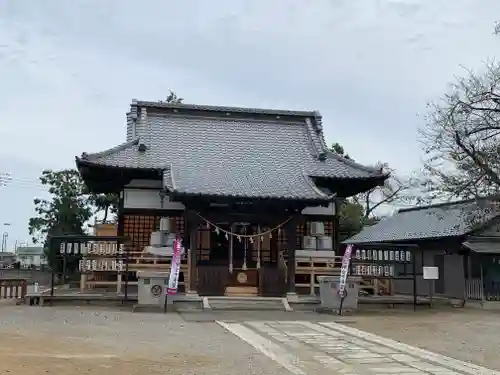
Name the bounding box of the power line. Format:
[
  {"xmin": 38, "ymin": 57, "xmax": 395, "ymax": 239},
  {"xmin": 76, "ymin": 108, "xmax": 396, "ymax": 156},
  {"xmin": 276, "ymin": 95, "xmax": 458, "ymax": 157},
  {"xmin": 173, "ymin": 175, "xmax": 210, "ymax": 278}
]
[
  {"xmin": 0, "ymin": 180, "xmax": 49, "ymax": 192},
  {"xmin": 0, "ymin": 172, "xmax": 50, "ymax": 192}
]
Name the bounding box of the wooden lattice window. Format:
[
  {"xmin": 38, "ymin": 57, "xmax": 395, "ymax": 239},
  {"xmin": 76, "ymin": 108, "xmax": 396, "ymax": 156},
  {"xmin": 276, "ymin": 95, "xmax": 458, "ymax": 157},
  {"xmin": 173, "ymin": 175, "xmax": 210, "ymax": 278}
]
[
  {"xmin": 123, "ymin": 214, "xmax": 186, "ymax": 254},
  {"xmin": 173, "ymin": 217, "xmax": 185, "ymax": 236},
  {"xmin": 124, "ymin": 215, "xmax": 160, "ymax": 253}
]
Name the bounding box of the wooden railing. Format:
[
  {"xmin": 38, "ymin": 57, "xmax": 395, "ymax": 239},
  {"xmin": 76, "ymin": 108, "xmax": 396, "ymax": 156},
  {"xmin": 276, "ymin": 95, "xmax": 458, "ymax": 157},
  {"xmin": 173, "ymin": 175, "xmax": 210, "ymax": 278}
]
[
  {"xmin": 81, "ymin": 248, "xmax": 393, "ymax": 297},
  {"xmin": 82, "ymin": 250, "xmax": 189, "ymax": 292},
  {"xmin": 466, "ymin": 279, "xmax": 483, "ymax": 300},
  {"xmin": 294, "ymin": 254, "xmax": 341, "ymax": 295}
]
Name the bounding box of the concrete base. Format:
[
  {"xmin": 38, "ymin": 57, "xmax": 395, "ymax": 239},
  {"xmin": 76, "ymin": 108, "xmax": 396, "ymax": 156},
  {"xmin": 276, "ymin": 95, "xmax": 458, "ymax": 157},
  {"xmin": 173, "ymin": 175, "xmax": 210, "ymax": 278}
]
[
  {"xmin": 207, "ymin": 296, "xmax": 290, "ymax": 311},
  {"xmin": 465, "ymin": 300, "xmax": 500, "ymax": 310},
  {"xmin": 286, "ymin": 292, "xmax": 299, "ymax": 303}
]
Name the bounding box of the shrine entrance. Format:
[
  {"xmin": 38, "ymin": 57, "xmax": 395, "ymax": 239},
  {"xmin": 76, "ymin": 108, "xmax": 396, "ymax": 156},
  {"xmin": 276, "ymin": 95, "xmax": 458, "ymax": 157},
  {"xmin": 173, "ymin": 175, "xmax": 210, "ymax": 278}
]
[{"xmin": 226, "ymin": 223, "xmax": 259, "ymax": 295}]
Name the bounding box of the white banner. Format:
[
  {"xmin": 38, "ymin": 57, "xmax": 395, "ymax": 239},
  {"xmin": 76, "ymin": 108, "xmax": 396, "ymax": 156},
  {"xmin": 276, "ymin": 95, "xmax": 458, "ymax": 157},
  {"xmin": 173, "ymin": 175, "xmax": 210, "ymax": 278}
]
[
  {"xmin": 167, "ymin": 238, "xmax": 182, "ymax": 295},
  {"xmin": 338, "ymin": 244, "xmax": 353, "ymax": 298}
]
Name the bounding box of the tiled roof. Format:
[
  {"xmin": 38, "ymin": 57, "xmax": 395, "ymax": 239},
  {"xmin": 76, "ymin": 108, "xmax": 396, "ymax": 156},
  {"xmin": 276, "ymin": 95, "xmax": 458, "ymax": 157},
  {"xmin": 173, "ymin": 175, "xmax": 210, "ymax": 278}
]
[
  {"xmin": 344, "ymin": 200, "xmax": 499, "ymax": 244},
  {"xmin": 77, "ymin": 101, "xmax": 386, "ymax": 201}
]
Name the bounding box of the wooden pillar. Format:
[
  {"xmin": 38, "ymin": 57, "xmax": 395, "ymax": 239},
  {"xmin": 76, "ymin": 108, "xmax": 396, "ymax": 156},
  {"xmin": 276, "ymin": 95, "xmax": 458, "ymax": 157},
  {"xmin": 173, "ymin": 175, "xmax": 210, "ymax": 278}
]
[
  {"xmin": 116, "ymin": 190, "xmax": 126, "ymax": 296},
  {"xmin": 186, "ymin": 211, "xmax": 199, "ymax": 295},
  {"xmin": 480, "ymin": 255, "xmax": 485, "ymax": 302},
  {"xmin": 333, "ymin": 199, "xmax": 341, "ymax": 254},
  {"xmin": 286, "ymin": 216, "xmax": 298, "ymax": 298}
]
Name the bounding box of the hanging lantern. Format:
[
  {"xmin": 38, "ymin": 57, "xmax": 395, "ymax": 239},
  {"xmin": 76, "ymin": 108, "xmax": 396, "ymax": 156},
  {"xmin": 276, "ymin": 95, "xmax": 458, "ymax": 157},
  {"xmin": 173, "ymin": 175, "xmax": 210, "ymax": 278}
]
[
  {"xmin": 249, "ymin": 237, "xmax": 254, "ymax": 244},
  {"xmin": 269, "ymin": 232, "xmax": 272, "ymax": 239},
  {"xmin": 225, "ymin": 233, "xmax": 228, "ymax": 240},
  {"xmin": 215, "ymin": 227, "xmax": 220, "ymax": 235},
  {"xmin": 237, "ymin": 235, "xmax": 242, "ymax": 242},
  {"xmin": 206, "ymin": 221, "xmax": 210, "ymax": 229},
  {"xmin": 261, "ymin": 236, "xmax": 264, "ymax": 242}
]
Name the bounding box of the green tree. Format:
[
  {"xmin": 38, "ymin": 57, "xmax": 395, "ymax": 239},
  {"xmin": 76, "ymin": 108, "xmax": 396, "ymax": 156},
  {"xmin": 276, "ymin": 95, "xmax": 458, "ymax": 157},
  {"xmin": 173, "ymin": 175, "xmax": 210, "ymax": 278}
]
[
  {"xmin": 28, "ymin": 170, "xmax": 92, "ymax": 243},
  {"xmin": 89, "ymin": 193, "xmax": 119, "ymax": 223},
  {"xmin": 29, "ymin": 169, "xmax": 93, "ymax": 273}
]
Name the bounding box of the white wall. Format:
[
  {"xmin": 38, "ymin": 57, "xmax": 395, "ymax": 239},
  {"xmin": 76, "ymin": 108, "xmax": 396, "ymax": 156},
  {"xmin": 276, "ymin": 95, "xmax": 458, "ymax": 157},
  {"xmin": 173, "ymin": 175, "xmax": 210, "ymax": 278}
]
[
  {"xmin": 17, "ymin": 255, "xmax": 47, "ymax": 268},
  {"xmin": 123, "ymin": 189, "xmax": 186, "ymax": 210},
  {"xmin": 301, "ymin": 202, "xmax": 336, "ymax": 216}
]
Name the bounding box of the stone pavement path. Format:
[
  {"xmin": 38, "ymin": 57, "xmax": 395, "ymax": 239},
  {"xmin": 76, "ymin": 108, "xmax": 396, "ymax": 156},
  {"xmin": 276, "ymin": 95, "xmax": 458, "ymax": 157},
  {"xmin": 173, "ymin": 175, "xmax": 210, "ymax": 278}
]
[{"xmin": 217, "ymin": 320, "xmax": 500, "ymax": 375}]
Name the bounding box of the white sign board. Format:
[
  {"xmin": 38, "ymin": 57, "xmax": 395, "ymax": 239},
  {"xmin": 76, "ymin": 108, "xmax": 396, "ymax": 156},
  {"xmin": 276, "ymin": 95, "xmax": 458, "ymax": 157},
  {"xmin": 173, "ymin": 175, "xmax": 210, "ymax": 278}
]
[{"xmin": 423, "ymin": 266, "xmax": 439, "ymax": 280}]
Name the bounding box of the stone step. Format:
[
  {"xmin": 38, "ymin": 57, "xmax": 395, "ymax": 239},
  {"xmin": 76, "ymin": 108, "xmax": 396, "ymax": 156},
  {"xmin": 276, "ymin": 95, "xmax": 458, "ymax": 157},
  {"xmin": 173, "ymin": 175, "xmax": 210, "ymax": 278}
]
[
  {"xmin": 225, "ymin": 286, "xmax": 258, "ymax": 297},
  {"xmin": 207, "ymin": 296, "xmax": 288, "ymax": 311}
]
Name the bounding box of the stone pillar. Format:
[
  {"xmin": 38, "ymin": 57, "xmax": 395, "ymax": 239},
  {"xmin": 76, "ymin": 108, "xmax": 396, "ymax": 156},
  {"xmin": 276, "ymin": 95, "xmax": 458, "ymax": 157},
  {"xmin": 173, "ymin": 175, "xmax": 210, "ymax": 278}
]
[
  {"xmin": 80, "ymin": 274, "xmax": 87, "ymax": 292},
  {"xmin": 286, "ymin": 217, "xmax": 298, "ymax": 301},
  {"xmin": 117, "ymin": 273, "xmax": 122, "ymax": 294}
]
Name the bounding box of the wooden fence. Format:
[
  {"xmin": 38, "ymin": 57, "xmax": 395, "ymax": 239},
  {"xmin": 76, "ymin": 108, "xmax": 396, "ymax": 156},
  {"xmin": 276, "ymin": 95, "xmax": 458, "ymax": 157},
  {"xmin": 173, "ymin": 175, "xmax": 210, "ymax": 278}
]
[
  {"xmin": 466, "ymin": 279, "xmax": 483, "ymax": 300},
  {"xmin": 0, "ymin": 279, "xmax": 27, "ymax": 299}
]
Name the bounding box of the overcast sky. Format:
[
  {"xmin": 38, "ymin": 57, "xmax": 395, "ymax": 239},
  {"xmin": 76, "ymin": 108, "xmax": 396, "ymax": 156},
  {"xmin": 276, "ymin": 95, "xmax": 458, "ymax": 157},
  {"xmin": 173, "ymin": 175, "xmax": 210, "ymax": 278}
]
[{"xmin": 0, "ymin": 0, "xmax": 499, "ymax": 248}]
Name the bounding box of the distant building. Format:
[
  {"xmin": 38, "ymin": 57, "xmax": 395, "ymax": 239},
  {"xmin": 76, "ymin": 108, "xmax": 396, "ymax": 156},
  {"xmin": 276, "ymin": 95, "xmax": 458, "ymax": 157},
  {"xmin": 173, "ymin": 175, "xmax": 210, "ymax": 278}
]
[
  {"xmin": 0, "ymin": 252, "xmax": 16, "ymax": 269},
  {"xmin": 16, "ymin": 246, "xmax": 46, "ymax": 269}
]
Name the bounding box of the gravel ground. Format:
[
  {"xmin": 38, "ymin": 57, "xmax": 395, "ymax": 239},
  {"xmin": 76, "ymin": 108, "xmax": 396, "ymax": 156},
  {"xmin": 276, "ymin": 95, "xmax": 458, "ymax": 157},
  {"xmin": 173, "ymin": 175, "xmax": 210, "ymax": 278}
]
[
  {"xmin": 3, "ymin": 302, "xmax": 499, "ymax": 373},
  {"xmin": 349, "ymin": 308, "xmax": 500, "ymax": 370},
  {"xmin": 0, "ymin": 303, "xmax": 290, "ymax": 375}
]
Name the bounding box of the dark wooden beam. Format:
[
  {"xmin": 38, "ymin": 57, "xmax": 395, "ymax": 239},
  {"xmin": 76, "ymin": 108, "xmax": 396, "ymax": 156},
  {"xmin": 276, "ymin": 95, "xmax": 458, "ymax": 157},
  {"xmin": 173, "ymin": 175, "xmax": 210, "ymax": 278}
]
[
  {"xmin": 333, "ymin": 199, "xmax": 341, "ymax": 253},
  {"xmin": 117, "ymin": 192, "xmax": 125, "ymax": 236},
  {"xmin": 286, "ymin": 215, "xmax": 299, "ymax": 295},
  {"xmin": 185, "ymin": 210, "xmax": 200, "ymax": 294},
  {"xmin": 121, "ymin": 208, "xmax": 184, "ymax": 217},
  {"xmin": 176, "ymin": 195, "xmax": 317, "ymax": 214},
  {"xmin": 78, "ymin": 165, "xmax": 162, "ymax": 194}
]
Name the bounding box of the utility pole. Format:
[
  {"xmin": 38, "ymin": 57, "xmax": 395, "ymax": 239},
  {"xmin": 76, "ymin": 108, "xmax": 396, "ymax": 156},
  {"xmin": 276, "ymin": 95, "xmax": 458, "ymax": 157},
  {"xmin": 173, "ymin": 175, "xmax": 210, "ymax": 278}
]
[
  {"xmin": 1, "ymin": 223, "xmax": 11, "ymax": 252},
  {"xmin": 1, "ymin": 232, "xmax": 7, "ymax": 252}
]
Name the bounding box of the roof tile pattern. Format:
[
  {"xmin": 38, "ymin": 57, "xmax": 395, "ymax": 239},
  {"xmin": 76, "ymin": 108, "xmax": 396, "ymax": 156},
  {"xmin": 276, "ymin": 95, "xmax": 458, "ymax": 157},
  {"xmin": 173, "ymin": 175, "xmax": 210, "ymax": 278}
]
[
  {"xmin": 345, "ymin": 201, "xmax": 498, "ymax": 244},
  {"xmin": 79, "ymin": 103, "xmax": 384, "ymax": 200}
]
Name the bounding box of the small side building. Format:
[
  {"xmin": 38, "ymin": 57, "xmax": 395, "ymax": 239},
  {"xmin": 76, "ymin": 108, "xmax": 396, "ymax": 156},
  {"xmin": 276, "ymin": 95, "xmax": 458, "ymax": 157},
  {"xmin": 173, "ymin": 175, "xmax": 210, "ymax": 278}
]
[
  {"xmin": 0, "ymin": 252, "xmax": 16, "ymax": 269},
  {"xmin": 344, "ymin": 199, "xmax": 500, "ymax": 302},
  {"xmin": 15, "ymin": 246, "xmax": 46, "ymax": 269}
]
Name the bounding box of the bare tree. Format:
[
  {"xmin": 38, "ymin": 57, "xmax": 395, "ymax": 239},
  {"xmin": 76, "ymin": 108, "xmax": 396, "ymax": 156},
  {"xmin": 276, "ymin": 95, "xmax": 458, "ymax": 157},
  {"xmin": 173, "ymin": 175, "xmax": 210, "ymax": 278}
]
[
  {"xmin": 353, "ymin": 162, "xmax": 418, "ymax": 220},
  {"xmin": 330, "ymin": 143, "xmax": 415, "ymax": 222},
  {"xmin": 419, "ymin": 61, "xmax": 500, "ymax": 200}
]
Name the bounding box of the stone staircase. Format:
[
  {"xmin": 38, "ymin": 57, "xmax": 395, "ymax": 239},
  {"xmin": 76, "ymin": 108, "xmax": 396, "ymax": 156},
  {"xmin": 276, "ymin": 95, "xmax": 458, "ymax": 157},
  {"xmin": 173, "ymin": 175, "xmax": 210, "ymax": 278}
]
[
  {"xmin": 206, "ymin": 296, "xmax": 291, "ymax": 311},
  {"xmin": 224, "ymin": 286, "xmax": 258, "ymax": 297}
]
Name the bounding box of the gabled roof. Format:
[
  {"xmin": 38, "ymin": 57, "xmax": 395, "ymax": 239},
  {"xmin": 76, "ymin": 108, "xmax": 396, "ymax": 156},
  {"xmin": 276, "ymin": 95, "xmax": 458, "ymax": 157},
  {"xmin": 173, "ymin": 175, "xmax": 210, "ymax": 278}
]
[
  {"xmin": 77, "ymin": 101, "xmax": 386, "ymax": 201},
  {"xmin": 344, "ymin": 199, "xmax": 500, "ymax": 244}
]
